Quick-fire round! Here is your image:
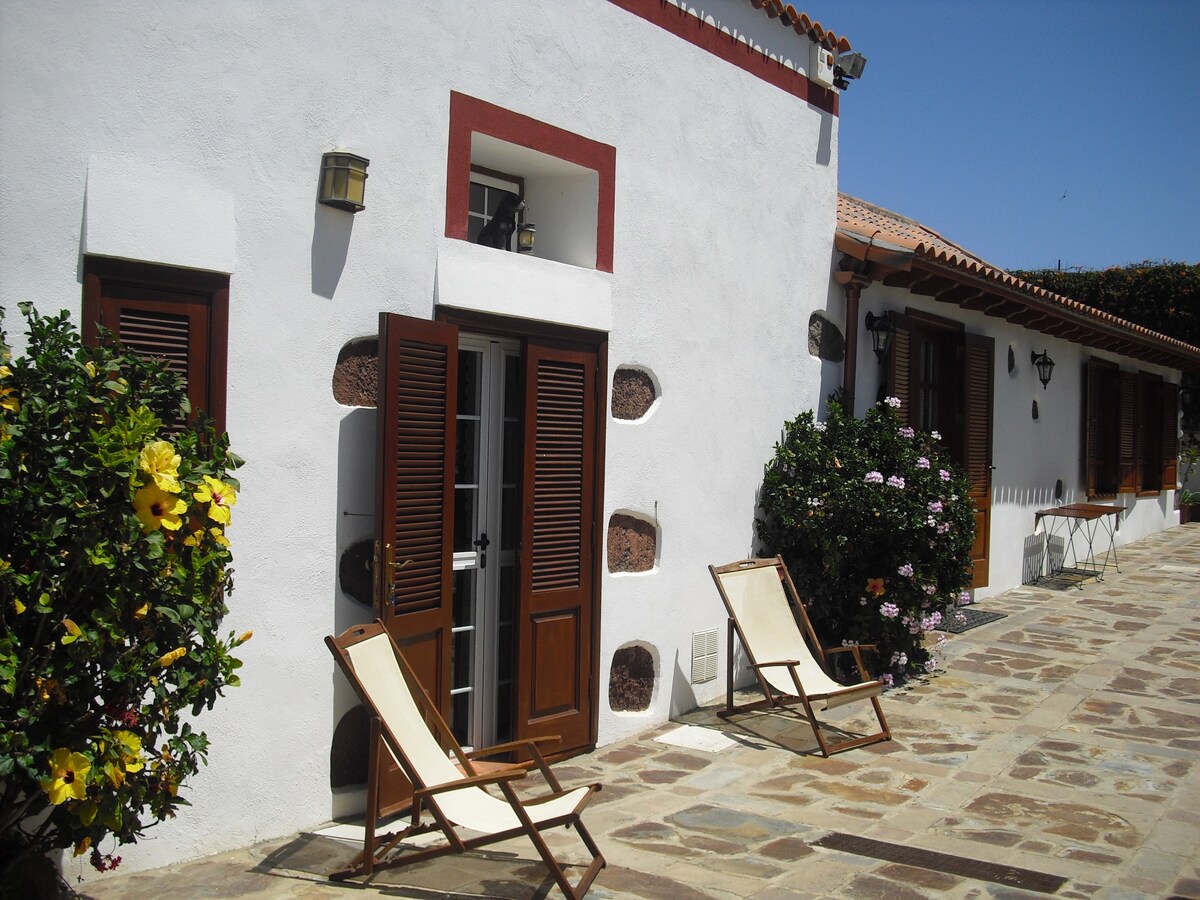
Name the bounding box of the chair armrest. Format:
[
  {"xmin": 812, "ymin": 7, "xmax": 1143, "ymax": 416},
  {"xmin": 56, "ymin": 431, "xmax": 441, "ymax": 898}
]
[
  {"xmin": 416, "ymin": 766, "xmax": 528, "ymax": 798},
  {"xmin": 467, "ymin": 735, "xmax": 561, "ymax": 761},
  {"xmin": 750, "ymin": 659, "xmax": 803, "ymax": 669},
  {"xmin": 825, "ymin": 644, "xmax": 877, "ymax": 655}
]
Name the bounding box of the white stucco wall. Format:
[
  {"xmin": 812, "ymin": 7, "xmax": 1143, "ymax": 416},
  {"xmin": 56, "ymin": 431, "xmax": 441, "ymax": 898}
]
[
  {"xmin": 0, "ymin": 0, "xmax": 838, "ymax": 877},
  {"xmin": 850, "ymin": 285, "xmax": 1182, "ymax": 600}
]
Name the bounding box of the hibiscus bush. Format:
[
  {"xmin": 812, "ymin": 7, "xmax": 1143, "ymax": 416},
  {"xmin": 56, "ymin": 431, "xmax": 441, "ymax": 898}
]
[
  {"xmin": 0, "ymin": 303, "xmax": 247, "ymax": 885},
  {"xmin": 756, "ymin": 395, "xmax": 976, "ymax": 685}
]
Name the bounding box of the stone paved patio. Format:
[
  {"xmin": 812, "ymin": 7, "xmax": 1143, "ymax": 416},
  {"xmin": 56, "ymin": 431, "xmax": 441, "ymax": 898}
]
[{"xmin": 79, "ymin": 525, "xmax": 1200, "ymax": 899}]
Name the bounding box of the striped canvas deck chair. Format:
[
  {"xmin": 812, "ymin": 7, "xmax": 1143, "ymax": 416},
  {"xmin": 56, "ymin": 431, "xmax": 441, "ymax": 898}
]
[
  {"xmin": 325, "ymin": 621, "xmax": 605, "ymax": 898},
  {"xmin": 709, "ymin": 557, "xmax": 891, "ymax": 756}
]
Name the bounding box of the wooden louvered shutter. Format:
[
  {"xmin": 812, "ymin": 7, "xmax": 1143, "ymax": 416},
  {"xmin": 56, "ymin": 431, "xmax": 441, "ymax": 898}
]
[
  {"xmin": 1118, "ymin": 371, "xmax": 1138, "ymax": 493},
  {"xmin": 1162, "ymin": 381, "xmax": 1180, "ymax": 489},
  {"xmin": 82, "ymin": 258, "xmax": 229, "ymax": 431},
  {"xmin": 963, "ymin": 333, "xmax": 993, "ymax": 589},
  {"xmin": 885, "ymin": 315, "xmax": 913, "ymax": 424},
  {"xmin": 1085, "ymin": 358, "xmax": 1119, "ymax": 498},
  {"xmin": 373, "ymin": 312, "xmax": 457, "ymax": 815},
  {"xmin": 516, "ymin": 340, "xmax": 596, "ymax": 754}
]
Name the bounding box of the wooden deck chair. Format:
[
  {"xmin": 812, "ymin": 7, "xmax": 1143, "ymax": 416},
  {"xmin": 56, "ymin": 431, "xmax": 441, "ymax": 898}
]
[
  {"xmin": 325, "ymin": 621, "xmax": 605, "ymax": 898},
  {"xmin": 709, "ymin": 557, "xmax": 891, "ymax": 756}
]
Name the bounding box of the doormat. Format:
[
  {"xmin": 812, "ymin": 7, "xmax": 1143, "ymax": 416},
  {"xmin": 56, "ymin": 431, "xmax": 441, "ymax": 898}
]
[{"xmin": 941, "ymin": 607, "xmax": 1007, "ymax": 634}]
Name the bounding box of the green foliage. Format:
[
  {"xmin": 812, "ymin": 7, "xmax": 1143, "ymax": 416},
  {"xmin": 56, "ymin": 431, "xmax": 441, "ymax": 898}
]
[
  {"xmin": 756, "ymin": 396, "xmax": 976, "ymax": 685},
  {"xmin": 0, "ymin": 304, "xmax": 247, "ymax": 877},
  {"xmin": 1012, "ymin": 260, "xmax": 1200, "ymax": 429}
]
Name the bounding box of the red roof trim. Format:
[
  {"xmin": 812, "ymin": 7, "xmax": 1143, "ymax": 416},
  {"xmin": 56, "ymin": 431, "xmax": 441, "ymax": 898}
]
[{"xmin": 608, "ymin": 0, "xmax": 839, "ymax": 116}]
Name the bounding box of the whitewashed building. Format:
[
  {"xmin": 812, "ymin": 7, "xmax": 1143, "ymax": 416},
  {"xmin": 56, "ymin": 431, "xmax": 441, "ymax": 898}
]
[{"xmin": 1, "ymin": 0, "xmax": 1195, "ymax": 879}]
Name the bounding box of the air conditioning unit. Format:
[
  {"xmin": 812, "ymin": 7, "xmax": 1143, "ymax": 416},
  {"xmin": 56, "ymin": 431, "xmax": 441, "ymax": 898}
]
[{"xmin": 809, "ymin": 42, "xmax": 835, "ymax": 88}]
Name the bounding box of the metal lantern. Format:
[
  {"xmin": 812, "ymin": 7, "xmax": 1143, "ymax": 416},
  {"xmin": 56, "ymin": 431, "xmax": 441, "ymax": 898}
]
[
  {"xmin": 517, "ymin": 223, "xmax": 536, "ymax": 253},
  {"xmin": 319, "ymin": 152, "xmax": 369, "ymax": 212},
  {"xmin": 1031, "ymin": 350, "xmax": 1055, "ymax": 389},
  {"xmin": 865, "ymin": 310, "xmax": 896, "ymax": 362}
]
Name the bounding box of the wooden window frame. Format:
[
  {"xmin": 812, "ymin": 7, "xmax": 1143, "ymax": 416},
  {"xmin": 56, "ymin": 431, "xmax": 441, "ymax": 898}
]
[{"xmin": 82, "ymin": 257, "xmax": 229, "ymax": 432}]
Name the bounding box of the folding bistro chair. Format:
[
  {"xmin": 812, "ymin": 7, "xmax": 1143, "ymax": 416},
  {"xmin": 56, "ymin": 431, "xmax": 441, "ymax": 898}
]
[
  {"xmin": 325, "ymin": 621, "xmax": 605, "ymax": 898},
  {"xmin": 709, "ymin": 557, "xmax": 891, "ymax": 756}
]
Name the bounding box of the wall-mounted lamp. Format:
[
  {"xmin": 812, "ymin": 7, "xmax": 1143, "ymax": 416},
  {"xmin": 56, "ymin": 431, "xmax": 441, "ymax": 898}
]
[
  {"xmin": 1031, "ymin": 350, "xmax": 1055, "ymax": 389},
  {"xmin": 865, "ymin": 310, "xmax": 896, "ymax": 363},
  {"xmin": 517, "ymin": 223, "xmax": 536, "ymax": 253},
  {"xmin": 318, "ymin": 151, "xmax": 369, "ymax": 212}
]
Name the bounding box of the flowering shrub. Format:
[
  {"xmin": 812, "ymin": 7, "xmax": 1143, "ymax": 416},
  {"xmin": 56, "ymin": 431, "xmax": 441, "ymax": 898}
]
[
  {"xmin": 0, "ymin": 304, "xmax": 246, "ymax": 882},
  {"xmin": 756, "ymin": 396, "xmax": 975, "ymax": 685}
]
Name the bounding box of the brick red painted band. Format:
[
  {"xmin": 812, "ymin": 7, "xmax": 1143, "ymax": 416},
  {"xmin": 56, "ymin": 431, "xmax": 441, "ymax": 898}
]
[
  {"xmin": 607, "ymin": 0, "xmax": 838, "ymax": 116},
  {"xmin": 446, "ymin": 92, "xmax": 617, "ymax": 274}
]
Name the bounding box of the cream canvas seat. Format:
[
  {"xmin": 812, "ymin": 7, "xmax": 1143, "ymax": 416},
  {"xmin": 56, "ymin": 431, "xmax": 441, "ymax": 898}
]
[
  {"xmin": 709, "ymin": 557, "xmax": 891, "ymax": 756},
  {"xmin": 325, "ymin": 621, "xmax": 605, "ymax": 898}
]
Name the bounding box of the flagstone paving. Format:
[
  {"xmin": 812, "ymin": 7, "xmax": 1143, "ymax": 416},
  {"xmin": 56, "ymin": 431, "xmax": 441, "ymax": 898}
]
[{"xmin": 79, "ymin": 525, "xmax": 1200, "ymax": 899}]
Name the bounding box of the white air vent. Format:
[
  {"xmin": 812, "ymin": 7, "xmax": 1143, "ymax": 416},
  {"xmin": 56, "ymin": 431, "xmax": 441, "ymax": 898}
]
[
  {"xmin": 691, "ymin": 629, "xmax": 718, "ymax": 684},
  {"xmin": 809, "ymin": 42, "xmax": 835, "ymax": 88}
]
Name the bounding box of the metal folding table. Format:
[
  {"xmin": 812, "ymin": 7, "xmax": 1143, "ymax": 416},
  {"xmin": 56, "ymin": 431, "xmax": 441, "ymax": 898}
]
[{"xmin": 1033, "ymin": 503, "xmax": 1122, "ymax": 588}]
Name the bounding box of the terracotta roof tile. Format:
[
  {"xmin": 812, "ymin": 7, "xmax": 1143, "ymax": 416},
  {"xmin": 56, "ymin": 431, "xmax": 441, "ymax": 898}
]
[
  {"xmin": 749, "ymin": 1, "xmax": 853, "ymax": 52},
  {"xmin": 837, "ymin": 193, "xmax": 1200, "ymax": 368}
]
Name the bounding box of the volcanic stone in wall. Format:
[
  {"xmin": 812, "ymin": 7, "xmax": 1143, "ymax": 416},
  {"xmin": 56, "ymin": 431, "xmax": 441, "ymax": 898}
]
[
  {"xmin": 339, "ymin": 538, "xmax": 374, "ymax": 608},
  {"xmin": 609, "ymin": 645, "xmax": 654, "ymax": 712},
  {"xmin": 808, "ymin": 312, "xmax": 845, "ymax": 362},
  {"xmin": 611, "ymin": 367, "xmax": 656, "ymax": 420},
  {"xmin": 330, "ymin": 704, "xmax": 370, "ymax": 788},
  {"xmin": 607, "ymin": 513, "xmax": 656, "ymax": 573},
  {"xmin": 332, "ymin": 339, "xmax": 378, "ymax": 407}
]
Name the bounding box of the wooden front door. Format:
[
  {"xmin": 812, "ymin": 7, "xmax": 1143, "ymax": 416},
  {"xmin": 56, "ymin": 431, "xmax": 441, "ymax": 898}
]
[
  {"xmin": 887, "ymin": 312, "xmax": 993, "ymax": 589},
  {"xmin": 373, "ymin": 314, "xmax": 601, "ymax": 809}
]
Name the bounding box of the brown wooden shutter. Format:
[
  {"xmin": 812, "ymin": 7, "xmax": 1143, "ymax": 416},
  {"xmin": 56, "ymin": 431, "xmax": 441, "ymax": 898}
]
[
  {"xmin": 963, "ymin": 333, "xmax": 993, "ymax": 589},
  {"xmin": 517, "ymin": 340, "xmax": 596, "ymax": 754},
  {"xmin": 1162, "ymin": 381, "xmax": 1180, "ymax": 489},
  {"xmin": 82, "ymin": 258, "xmax": 229, "ymax": 431},
  {"xmin": 885, "ymin": 315, "xmax": 913, "ymax": 424},
  {"xmin": 1119, "ymin": 371, "xmax": 1138, "ymax": 493},
  {"xmin": 373, "ymin": 313, "xmax": 457, "ymax": 814}
]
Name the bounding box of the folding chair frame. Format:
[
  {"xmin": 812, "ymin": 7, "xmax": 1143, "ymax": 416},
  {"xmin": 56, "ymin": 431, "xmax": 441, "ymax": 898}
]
[
  {"xmin": 710, "ymin": 557, "xmax": 891, "ymax": 757},
  {"xmin": 325, "ymin": 621, "xmax": 605, "ymax": 898}
]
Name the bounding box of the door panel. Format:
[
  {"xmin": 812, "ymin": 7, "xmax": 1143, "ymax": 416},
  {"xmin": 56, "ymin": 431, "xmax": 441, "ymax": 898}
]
[
  {"xmin": 963, "ymin": 333, "xmax": 993, "ymax": 589},
  {"xmin": 374, "ymin": 312, "xmax": 458, "ymax": 814},
  {"xmin": 517, "ymin": 341, "xmax": 596, "ymax": 753},
  {"xmin": 529, "ymin": 609, "xmax": 582, "ymax": 719}
]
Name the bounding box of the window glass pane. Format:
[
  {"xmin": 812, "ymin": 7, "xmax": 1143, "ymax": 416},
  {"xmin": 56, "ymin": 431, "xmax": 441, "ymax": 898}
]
[
  {"xmin": 501, "ymin": 486, "xmax": 516, "ymax": 552},
  {"xmin": 502, "ymin": 420, "xmax": 518, "ymax": 484},
  {"xmin": 452, "ymin": 568, "xmax": 476, "ymax": 628},
  {"xmin": 450, "ymin": 691, "xmax": 470, "ymax": 746},
  {"xmin": 458, "ymin": 350, "xmax": 480, "ymax": 415},
  {"xmin": 495, "ymin": 682, "xmax": 512, "ymax": 744},
  {"xmin": 504, "ymin": 353, "xmax": 520, "ymax": 417},
  {"xmin": 456, "ymin": 419, "xmax": 479, "ymax": 484},
  {"xmin": 467, "ymin": 217, "xmax": 484, "ymax": 243},
  {"xmin": 452, "ymin": 631, "xmax": 473, "ymax": 690},
  {"xmin": 453, "ymin": 488, "xmax": 476, "ymax": 552},
  {"xmin": 469, "ymin": 182, "xmax": 487, "ymax": 216}
]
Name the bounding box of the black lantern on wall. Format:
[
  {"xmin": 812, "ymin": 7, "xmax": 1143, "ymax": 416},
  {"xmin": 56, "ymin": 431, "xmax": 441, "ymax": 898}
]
[
  {"xmin": 517, "ymin": 223, "xmax": 536, "ymax": 253},
  {"xmin": 318, "ymin": 152, "xmax": 369, "ymax": 213},
  {"xmin": 865, "ymin": 310, "xmax": 896, "ymax": 363},
  {"xmin": 1031, "ymin": 350, "xmax": 1055, "ymax": 389}
]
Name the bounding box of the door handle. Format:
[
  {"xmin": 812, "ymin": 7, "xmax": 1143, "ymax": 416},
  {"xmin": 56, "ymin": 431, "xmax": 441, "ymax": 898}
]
[{"xmin": 473, "ymin": 533, "xmax": 490, "ymax": 569}]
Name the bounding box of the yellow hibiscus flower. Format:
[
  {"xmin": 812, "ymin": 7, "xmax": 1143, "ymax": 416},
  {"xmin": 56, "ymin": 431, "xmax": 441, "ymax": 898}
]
[
  {"xmin": 114, "ymin": 730, "xmax": 145, "ymax": 773},
  {"xmin": 193, "ymin": 476, "xmax": 237, "ymax": 525},
  {"xmin": 138, "ymin": 440, "xmax": 182, "ymax": 493},
  {"xmin": 41, "ymin": 748, "xmax": 91, "ymax": 805},
  {"xmin": 158, "ymin": 647, "xmax": 187, "ymax": 667},
  {"xmin": 133, "ymin": 484, "xmax": 187, "ymax": 532}
]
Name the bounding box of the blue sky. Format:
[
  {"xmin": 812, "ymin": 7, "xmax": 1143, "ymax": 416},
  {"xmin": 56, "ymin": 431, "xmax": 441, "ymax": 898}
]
[{"xmin": 805, "ymin": 0, "xmax": 1199, "ymax": 272}]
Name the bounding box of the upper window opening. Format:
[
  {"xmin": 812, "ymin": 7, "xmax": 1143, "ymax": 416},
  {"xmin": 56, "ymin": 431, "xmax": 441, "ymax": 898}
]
[{"xmin": 446, "ymin": 92, "xmax": 616, "ymax": 273}]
